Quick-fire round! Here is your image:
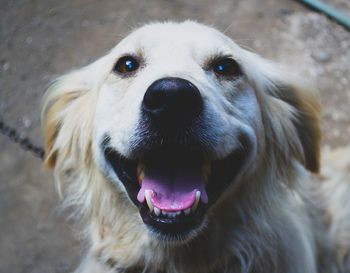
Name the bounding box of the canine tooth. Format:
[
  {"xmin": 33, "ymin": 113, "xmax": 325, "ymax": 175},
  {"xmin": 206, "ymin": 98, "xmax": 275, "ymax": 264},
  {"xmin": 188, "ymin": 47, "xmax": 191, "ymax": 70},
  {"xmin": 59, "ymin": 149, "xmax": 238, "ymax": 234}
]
[
  {"xmin": 184, "ymin": 208, "xmax": 191, "ymax": 216},
  {"xmin": 192, "ymin": 191, "xmax": 201, "ymax": 213},
  {"xmin": 145, "ymin": 190, "xmax": 154, "ymax": 212},
  {"xmin": 154, "ymin": 207, "xmax": 160, "ymax": 216}
]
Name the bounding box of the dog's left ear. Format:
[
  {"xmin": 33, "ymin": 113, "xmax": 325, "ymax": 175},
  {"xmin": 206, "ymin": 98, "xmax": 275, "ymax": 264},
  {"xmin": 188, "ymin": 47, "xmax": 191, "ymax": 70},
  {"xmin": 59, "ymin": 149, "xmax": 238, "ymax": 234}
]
[
  {"xmin": 236, "ymin": 49, "xmax": 321, "ymax": 172},
  {"xmin": 272, "ymin": 82, "xmax": 321, "ymax": 173}
]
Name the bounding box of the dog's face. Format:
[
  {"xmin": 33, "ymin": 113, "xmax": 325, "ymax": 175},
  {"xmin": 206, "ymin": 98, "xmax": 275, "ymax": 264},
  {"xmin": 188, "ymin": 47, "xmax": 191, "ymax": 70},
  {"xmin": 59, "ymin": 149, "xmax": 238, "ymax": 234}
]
[
  {"xmin": 43, "ymin": 21, "xmax": 320, "ymax": 244},
  {"xmin": 94, "ymin": 22, "xmax": 259, "ymax": 240}
]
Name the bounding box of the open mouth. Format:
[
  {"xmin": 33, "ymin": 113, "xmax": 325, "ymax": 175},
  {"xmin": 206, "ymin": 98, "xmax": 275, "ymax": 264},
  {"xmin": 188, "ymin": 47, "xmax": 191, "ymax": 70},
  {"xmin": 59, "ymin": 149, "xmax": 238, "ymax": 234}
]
[{"xmin": 104, "ymin": 144, "xmax": 246, "ymax": 241}]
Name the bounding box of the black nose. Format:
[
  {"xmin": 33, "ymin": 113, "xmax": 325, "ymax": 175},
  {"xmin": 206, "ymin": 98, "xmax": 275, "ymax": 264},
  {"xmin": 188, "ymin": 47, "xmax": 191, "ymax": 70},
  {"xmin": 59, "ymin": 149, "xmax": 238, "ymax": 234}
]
[{"xmin": 142, "ymin": 77, "xmax": 203, "ymax": 128}]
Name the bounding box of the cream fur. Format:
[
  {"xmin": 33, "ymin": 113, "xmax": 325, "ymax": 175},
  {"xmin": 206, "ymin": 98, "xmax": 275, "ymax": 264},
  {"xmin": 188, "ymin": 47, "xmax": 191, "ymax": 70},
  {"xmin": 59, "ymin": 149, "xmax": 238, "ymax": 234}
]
[{"xmin": 42, "ymin": 21, "xmax": 347, "ymax": 273}]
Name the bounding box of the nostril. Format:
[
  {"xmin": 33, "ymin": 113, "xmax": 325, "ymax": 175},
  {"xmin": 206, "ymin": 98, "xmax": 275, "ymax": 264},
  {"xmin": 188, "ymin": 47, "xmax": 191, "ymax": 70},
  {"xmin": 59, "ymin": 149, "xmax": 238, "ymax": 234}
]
[{"xmin": 143, "ymin": 89, "xmax": 166, "ymax": 112}]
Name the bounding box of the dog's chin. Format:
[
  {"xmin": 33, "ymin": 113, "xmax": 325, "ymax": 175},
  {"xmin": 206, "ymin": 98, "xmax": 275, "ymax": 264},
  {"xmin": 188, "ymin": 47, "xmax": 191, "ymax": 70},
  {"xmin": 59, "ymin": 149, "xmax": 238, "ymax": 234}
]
[{"xmin": 103, "ymin": 143, "xmax": 247, "ymax": 242}]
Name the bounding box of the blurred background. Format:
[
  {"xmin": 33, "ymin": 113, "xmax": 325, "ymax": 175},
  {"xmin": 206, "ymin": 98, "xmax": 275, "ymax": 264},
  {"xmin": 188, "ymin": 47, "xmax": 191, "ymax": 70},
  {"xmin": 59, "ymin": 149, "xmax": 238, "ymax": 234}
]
[{"xmin": 0, "ymin": 0, "xmax": 349, "ymax": 272}]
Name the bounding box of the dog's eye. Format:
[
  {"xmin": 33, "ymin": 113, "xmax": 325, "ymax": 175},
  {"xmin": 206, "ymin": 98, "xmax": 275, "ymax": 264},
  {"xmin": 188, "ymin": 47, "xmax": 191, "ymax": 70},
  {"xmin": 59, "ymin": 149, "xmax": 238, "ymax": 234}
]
[
  {"xmin": 212, "ymin": 58, "xmax": 242, "ymax": 77},
  {"xmin": 113, "ymin": 56, "xmax": 140, "ymax": 75}
]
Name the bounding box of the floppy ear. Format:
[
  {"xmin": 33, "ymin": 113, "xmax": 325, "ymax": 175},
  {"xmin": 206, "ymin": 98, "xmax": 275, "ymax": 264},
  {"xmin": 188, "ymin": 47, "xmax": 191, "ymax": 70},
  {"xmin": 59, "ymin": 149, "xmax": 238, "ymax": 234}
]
[
  {"xmin": 238, "ymin": 48, "xmax": 321, "ymax": 173},
  {"xmin": 42, "ymin": 56, "xmax": 112, "ymax": 169},
  {"xmin": 42, "ymin": 88, "xmax": 81, "ymax": 168},
  {"xmin": 41, "ymin": 64, "xmax": 103, "ymax": 169},
  {"xmin": 237, "ymin": 51, "xmax": 321, "ymax": 173},
  {"xmin": 258, "ymin": 78, "xmax": 321, "ymax": 174},
  {"xmin": 273, "ymin": 83, "xmax": 321, "ymax": 173}
]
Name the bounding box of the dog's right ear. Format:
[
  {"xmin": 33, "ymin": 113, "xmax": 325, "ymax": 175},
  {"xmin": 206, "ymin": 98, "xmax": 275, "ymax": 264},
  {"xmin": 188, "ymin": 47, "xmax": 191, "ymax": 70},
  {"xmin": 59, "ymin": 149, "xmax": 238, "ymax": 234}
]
[
  {"xmin": 42, "ymin": 71, "xmax": 90, "ymax": 168},
  {"xmin": 43, "ymin": 89, "xmax": 67, "ymax": 168},
  {"xmin": 41, "ymin": 58, "xmax": 108, "ymax": 169},
  {"xmin": 42, "ymin": 80, "xmax": 81, "ymax": 168}
]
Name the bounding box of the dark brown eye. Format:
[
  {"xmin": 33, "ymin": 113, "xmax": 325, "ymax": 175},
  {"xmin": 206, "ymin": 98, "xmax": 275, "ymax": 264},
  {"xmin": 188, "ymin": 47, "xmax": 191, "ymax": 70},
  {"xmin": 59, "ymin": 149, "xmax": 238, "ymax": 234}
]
[
  {"xmin": 113, "ymin": 56, "xmax": 140, "ymax": 75},
  {"xmin": 212, "ymin": 58, "xmax": 242, "ymax": 77}
]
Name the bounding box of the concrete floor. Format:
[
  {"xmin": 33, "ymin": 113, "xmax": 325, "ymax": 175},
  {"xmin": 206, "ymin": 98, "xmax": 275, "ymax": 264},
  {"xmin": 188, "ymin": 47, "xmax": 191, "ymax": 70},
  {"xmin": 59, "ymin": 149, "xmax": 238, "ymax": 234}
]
[{"xmin": 0, "ymin": 0, "xmax": 349, "ymax": 272}]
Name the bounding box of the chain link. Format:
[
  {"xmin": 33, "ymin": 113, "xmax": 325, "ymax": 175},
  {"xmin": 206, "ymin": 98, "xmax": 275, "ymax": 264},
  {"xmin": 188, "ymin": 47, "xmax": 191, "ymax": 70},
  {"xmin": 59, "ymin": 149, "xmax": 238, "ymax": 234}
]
[{"xmin": 0, "ymin": 119, "xmax": 44, "ymax": 160}]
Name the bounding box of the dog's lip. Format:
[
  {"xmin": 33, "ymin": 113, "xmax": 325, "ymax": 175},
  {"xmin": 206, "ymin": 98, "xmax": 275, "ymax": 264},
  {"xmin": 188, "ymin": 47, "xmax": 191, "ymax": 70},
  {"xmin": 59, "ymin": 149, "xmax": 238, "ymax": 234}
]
[{"xmin": 103, "ymin": 143, "xmax": 247, "ymax": 240}]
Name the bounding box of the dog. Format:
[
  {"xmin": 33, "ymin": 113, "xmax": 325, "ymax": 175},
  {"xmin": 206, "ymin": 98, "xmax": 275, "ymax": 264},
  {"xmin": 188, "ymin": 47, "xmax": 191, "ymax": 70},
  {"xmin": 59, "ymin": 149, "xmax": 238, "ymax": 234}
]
[{"xmin": 41, "ymin": 21, "xmax": 350, "ymax": 273}]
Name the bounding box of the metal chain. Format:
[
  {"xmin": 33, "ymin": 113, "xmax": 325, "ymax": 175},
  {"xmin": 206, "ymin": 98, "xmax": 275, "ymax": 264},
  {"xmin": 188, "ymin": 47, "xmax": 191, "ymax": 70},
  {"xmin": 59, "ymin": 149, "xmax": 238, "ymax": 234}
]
[{"xmin": 0, "ymin": 119, "xmax": 44, "ymax": 160}]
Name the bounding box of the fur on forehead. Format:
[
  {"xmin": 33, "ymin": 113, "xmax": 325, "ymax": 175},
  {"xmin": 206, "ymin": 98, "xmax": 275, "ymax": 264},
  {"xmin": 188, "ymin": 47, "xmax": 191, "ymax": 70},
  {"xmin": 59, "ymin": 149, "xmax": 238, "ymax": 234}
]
[
  {"xmin": 110, "ymin": 21, "xmax": 239, "ymax": 60},
  {"xmin": 108, "ymin": 21, "xmax": 291, "ymax": 92}
]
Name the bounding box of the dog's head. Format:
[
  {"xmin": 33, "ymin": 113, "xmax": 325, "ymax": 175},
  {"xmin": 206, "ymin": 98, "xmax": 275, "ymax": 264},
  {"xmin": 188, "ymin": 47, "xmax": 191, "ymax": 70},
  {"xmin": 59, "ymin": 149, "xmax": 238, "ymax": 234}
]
[{"xmin": 42, "ymin": 21, "xmax": 320, "ymax": 242}]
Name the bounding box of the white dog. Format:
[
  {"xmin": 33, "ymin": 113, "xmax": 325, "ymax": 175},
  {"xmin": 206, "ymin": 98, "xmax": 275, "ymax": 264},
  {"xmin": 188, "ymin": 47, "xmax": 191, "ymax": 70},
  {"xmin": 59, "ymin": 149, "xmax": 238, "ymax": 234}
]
[{"xmin": 42, "ymin": 21, "xmax": 349, "ymax": 273}]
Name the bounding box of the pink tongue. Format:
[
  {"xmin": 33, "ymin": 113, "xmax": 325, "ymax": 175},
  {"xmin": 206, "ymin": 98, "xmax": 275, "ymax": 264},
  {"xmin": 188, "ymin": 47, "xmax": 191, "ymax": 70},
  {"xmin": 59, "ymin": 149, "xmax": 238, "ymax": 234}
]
[{"xmin": 137, "ymin": 156, "xmax": 208, "ymax": 211}]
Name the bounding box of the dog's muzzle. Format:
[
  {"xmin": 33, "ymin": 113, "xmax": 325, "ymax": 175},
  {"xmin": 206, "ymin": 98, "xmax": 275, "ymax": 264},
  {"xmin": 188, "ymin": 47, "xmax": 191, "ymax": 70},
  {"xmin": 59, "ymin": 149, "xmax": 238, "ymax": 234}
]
[{"xmin": 103, "ymin": 77, "xmax": 252, "ymax": 241}]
